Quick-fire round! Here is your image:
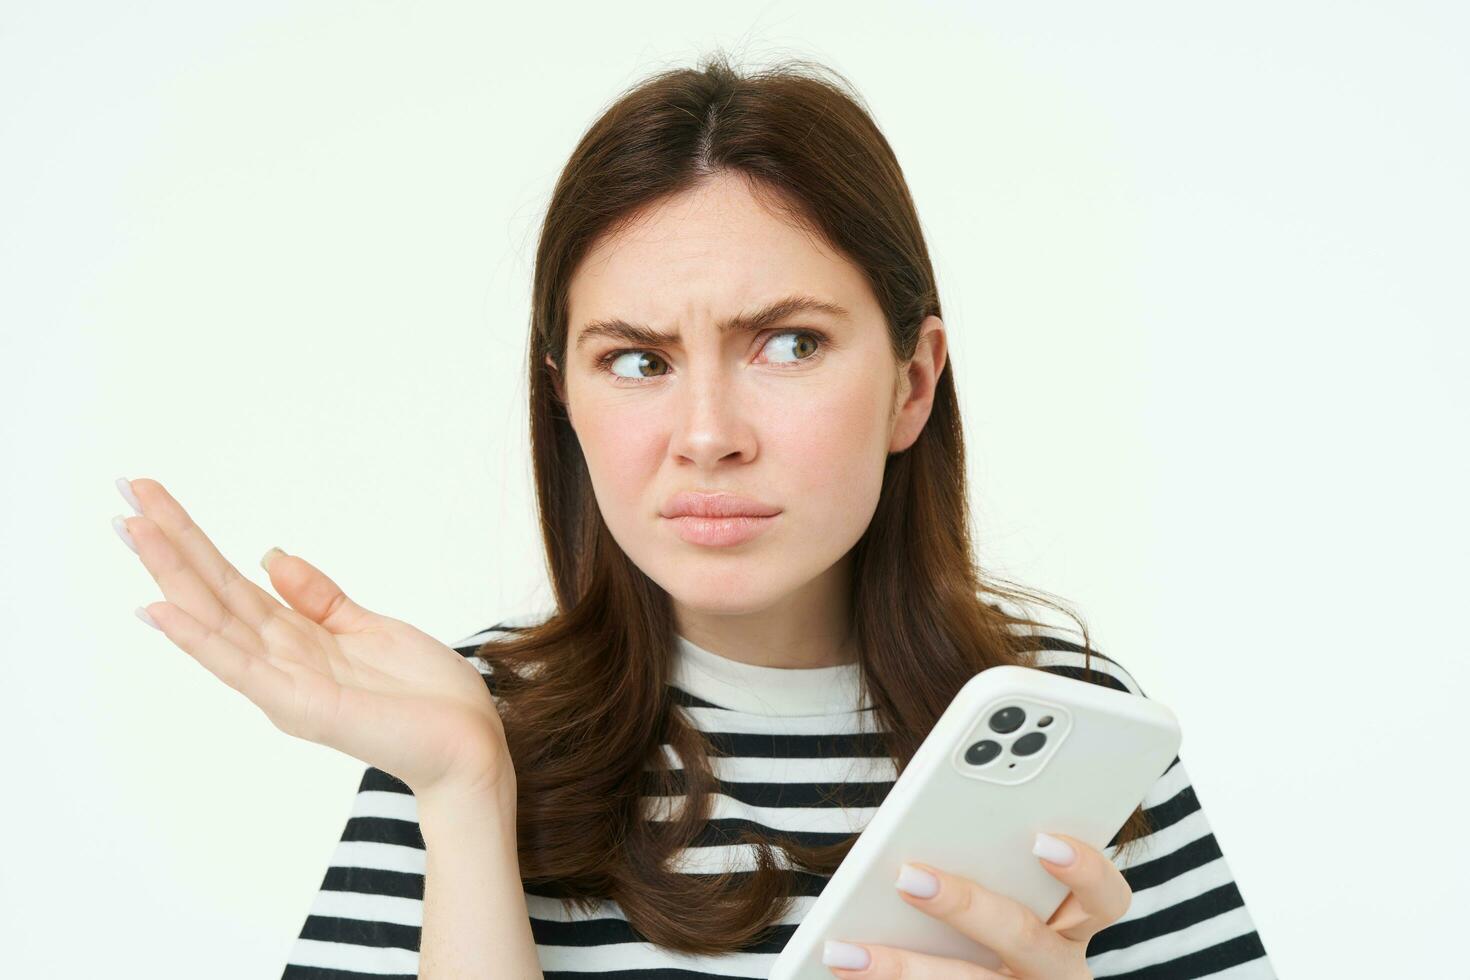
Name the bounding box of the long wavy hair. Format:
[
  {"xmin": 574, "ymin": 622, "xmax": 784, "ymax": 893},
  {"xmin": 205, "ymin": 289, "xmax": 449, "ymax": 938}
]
[{"xmin": 474, "ymin": 50, "xmax": 1154, "ymax": 956}]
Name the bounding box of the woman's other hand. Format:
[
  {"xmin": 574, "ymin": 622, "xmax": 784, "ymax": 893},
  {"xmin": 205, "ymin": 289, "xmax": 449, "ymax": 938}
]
[
  {"xmin": 112, "ymin": 476, "xmax": 514, "ymax": 807},
  {"xmin": 821, "ymin": 832, "xmax": 1130, "ymax": 979}
]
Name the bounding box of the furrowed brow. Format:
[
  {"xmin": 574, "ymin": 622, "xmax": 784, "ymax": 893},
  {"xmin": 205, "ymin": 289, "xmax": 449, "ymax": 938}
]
[{"xmin": 573, "ymin": 294, "xmax": 850, "ymax": 351}]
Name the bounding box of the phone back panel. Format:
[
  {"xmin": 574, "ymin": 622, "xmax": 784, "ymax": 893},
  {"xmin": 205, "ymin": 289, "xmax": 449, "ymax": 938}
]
[{"xmin": 768, "ymin": 664, "xmax": 1181, "ymax": 979}]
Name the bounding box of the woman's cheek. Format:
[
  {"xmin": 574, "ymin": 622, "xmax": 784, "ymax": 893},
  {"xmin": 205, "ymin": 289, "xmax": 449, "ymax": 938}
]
[
  {"xmin": 573, "ymin": 403, "xmax": 663, "ymax": 516},
  {"xmin": 773, "ymin": 390, "xmax": 890, "ymax": 535}
]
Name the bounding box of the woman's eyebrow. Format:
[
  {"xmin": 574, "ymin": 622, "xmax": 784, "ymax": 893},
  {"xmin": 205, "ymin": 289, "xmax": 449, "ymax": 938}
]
[{"xmin": 573, "ymin": 294, "xmax": 851, "ymax": 351}]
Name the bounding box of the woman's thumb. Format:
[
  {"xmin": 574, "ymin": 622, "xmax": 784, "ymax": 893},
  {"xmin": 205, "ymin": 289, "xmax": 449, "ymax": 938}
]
[{"xmin": 259, "ymin": 547, "xmax": 375, "ymax": 633}]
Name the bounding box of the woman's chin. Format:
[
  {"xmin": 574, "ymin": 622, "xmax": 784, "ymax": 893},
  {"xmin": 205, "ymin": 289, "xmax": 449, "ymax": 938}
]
[{"xmin": 657, "ymin": 575, "xmax": 786, "ymax": 616}]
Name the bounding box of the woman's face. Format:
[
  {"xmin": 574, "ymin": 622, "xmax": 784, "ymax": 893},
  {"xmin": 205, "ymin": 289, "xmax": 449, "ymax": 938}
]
[{"xmin": 553, "ymin": 171, "xmax": 945, "ymax": 624}]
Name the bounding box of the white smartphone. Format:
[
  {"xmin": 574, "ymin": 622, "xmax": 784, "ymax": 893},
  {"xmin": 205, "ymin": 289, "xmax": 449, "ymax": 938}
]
[{"xmin": 767, "ymin": 664, "xmax": 1182, "ymax": 979}]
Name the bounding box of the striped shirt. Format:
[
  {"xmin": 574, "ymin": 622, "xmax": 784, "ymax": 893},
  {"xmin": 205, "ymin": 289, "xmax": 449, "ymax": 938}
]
[{"xmin": 282, "ymin": 612, "xmax": 1274, "ymax": 978}]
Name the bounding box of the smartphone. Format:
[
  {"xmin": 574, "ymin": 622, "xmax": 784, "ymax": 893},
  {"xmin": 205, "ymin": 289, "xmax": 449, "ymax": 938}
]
[{"xmin": 767, "ymin": 664, "xmax": 1182, "ymax": 979}]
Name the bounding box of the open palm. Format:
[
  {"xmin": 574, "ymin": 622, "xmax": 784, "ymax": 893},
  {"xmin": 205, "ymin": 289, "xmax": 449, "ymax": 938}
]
[{"xmin": 113, "ymin": 477, "xmax": 513, "ymax": 804}]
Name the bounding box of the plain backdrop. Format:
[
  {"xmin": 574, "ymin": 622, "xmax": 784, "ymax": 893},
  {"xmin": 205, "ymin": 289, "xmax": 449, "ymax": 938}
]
[{"xmin": 3, "ymin": 1, "xmax": 1465, "ymax": 976}]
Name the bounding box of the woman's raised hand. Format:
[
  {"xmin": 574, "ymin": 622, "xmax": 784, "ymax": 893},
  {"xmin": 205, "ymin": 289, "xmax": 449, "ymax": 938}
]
[{"xmin": 112, "ymin": 477, "xmax": 514, "ymax": 809}]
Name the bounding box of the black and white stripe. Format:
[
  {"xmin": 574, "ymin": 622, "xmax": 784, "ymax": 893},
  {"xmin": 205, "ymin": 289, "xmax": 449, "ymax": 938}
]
[{"xmin": 282, "ymin": 614, "xmax": 1273, "ymax": 979}]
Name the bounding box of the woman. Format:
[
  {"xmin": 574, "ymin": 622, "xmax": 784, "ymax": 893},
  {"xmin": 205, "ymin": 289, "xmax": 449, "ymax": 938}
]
[{"xmin": 113, "ymin": 53, "xmax": 1273, "ymax": 978}]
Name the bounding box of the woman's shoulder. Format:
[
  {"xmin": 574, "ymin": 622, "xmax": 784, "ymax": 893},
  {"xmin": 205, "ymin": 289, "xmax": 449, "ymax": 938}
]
[
  {"xmin": 982, "ymin": 595, "xmax": 1149, "ymax": 699},
  {"xmin": 445, "ymin": 606, "xmax": 557, "ymax": 687},
  {"xmin": 1010, "ymin": 626, "xmax": 1148, "ymax": 698},
  {"xmin": 446, "ymin": 607, "xmax": 551, "ymax": 650}
]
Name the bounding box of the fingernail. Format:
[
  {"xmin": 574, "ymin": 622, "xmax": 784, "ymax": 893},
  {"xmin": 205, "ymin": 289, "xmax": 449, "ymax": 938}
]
[
  {"xmin": 112, "ymin": 515, "xmax": 139, "ymax": 555},
  {"xmin": 894, "ymin": 863, "xmax": 940, "ymax": 898},
  {"xmin": 822, "ymin": 940, "xmax": 870, "ymax": 970},
  {"xmin": 260, "ymin": 547, "xmax": 286, "ymax": 572},
  {"xmin": 115, "ymin": 477, "xmax": 144, "ymax": 515},
  {"xmin": 135, "ymin": 606, "xmax": 162, "ymax": 630},
  {"xmin": 1034, "ymin": 832, "xmax": 1076, "ymax": 866}
]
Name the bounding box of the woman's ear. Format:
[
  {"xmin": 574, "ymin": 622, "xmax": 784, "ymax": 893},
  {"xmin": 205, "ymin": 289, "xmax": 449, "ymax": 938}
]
[{"xmin": 888, "ymin": 316, "xmax": 947, "ymax": 454}]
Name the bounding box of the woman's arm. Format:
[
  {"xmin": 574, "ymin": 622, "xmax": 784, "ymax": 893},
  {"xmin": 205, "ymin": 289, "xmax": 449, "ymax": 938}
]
[{"xmin": 417, "ymin": 785, "xmax": 543, "ymax": 979}]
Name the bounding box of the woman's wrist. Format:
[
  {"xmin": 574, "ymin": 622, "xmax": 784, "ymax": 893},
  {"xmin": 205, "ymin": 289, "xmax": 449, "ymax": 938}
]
[
  {"xmin": 415, "ymin": 775, "xmax": 539, "ymax": 978},
  {"xmin": 416, "ymin": 777, "xmax": 517, "ymax": 841}
]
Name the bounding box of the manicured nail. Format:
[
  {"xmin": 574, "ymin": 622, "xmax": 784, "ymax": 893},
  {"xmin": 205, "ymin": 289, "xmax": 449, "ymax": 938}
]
[
  {"xmin": 260, "ymin": 547, "xmax": 286, "ymax": 573},
  {"xmin": 135, "ymin": 606, "xmax": 162, "ymax": 630},
  {"xmin": 116, "ymin": 477, "xmax": 144, "ymax": 515},
  {"xmin": 894, "ymin": 863, "xmax": 939, "ymax": 898},
  {"xmin": 112, "ymin": 515, "xmax": 139, "ymax": 555},
  {"xmin": 1034, "ymin": 832, "xmax": 1076, "ymax": 866},
  {"xmin": 822, "ymin": 940, "xmax": 870, "ymax": 970}
]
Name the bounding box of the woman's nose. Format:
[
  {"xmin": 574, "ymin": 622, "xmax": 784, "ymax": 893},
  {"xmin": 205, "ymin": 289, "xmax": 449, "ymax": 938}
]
[{"xmin": 666, "ymin": 377, "xmax": 757, "ymax": 466}]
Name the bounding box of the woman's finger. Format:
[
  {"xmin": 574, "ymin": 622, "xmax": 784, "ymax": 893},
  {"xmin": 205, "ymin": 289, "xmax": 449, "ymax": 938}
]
[
  {"xmin": 823, "ymin": 939, "xmax": 1003, "ymax": 979},
  {"xmin": 1032, "ymin": 832, "xmax": 1134, "ymax": 942},
  {"xmin": 891, "ymin": 861, "xmax": 1071, "ymax": 978},
  {"xmin": 122, "ymin": 477, "xmax": 287, "ymax": 635},
  {"xmin": 261, "ymin": 548, "xmax": 379, "ymax": 636},
  {"xmin": 119, "ymin": 511, "xmax": 275, "ymax": 659}
]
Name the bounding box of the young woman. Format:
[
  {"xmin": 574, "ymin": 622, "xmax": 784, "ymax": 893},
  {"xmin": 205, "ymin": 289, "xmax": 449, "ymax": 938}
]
[{"xmin": 113, "ymin": 54, "xmax": 1273, "ymax": 979}]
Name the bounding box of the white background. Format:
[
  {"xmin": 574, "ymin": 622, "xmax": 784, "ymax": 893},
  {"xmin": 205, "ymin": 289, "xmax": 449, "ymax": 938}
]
[{"xmin": 3, "ymin": 2, "xmax": 1465, "ymax": 976}]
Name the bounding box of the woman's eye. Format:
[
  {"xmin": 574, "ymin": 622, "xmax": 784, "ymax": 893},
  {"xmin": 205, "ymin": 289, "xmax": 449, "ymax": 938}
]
[
  {"xmin": 763, "ymin": 330, "xmax": 822, "ymax": 364},
  {"xmin": 600, "ymin": 330, "xmax": 825, "ymax": 382},
  {"xmin": 604, "ymin": 350, "xmax": 669, "ymax": 380}
]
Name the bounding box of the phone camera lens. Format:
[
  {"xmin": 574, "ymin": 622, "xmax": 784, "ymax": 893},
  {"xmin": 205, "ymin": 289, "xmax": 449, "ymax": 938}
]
[
  {"xmin": 964, "ymin": 739, "xmax": 1003, "ymax": 766},
  {"xmin": 1011, "ymin": 732, "xmax": 1047, "ymax": 756},
  {"xmin": 988, "ymin": 706, "xmax": 1025, "ymax": 733}
]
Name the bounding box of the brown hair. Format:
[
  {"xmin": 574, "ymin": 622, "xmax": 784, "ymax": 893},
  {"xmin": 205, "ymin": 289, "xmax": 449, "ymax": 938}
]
[{"xmin": 475, "ymin": 50, "xmax": 1154, "ymax": 956}]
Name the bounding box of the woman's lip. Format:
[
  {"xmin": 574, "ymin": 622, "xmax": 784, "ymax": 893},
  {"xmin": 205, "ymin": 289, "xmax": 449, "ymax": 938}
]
[
  {"xmin": 660, "ymin": 491, "xmax": 782, "ymax": 518},
  {"xmin": 664, "ymin": 513, "xmax": 780, "ymax": 547}
]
